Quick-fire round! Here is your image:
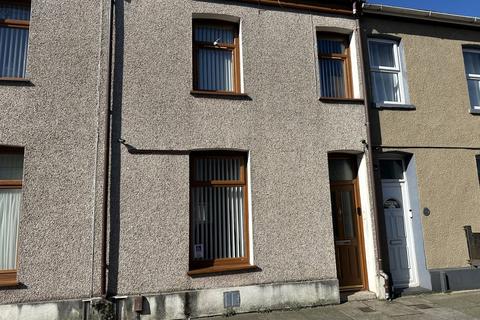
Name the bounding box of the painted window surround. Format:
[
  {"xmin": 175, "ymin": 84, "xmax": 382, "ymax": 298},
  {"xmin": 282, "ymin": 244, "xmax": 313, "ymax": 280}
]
[
  {"xmin": 462, "ymin": 48, "xmax": 480, "ymax": 114},
  {"xmin": 367, "ymin": 37, "xmax": 414, "ymax": 110}
]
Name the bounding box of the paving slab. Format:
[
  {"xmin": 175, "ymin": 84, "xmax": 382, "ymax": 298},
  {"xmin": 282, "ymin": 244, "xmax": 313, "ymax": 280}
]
[
  {"xmin": 395, "ymin": 296, "xmax": 437, "ymax": 307},
  {"xmin": 362, "ymin": 300, "xmax": 420, "ymax": 317},
  {"xmin": 206, "ymin": 290, "xmax": 480, "ymax": 320},
  {"xmin": 298, "ymin": 306, "xmax": 353, "ymax": 320}
]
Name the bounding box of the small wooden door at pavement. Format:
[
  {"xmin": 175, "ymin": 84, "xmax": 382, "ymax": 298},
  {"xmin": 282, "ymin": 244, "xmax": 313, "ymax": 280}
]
[{"xmin": 329, "ymin": 156, "xmax": 367, "ymax": 291}]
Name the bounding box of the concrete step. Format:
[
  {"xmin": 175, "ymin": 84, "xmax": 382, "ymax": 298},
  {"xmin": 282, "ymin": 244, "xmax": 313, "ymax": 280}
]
[{"xmin": 341, "ymin": 290, "xmax": 377, "ymax": 302}]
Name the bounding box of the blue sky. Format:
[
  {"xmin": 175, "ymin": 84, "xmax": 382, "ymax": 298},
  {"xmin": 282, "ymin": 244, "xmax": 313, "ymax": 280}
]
[{"xmin": 367, "ymin": 0, "xmax": 480, "ymax": 17}]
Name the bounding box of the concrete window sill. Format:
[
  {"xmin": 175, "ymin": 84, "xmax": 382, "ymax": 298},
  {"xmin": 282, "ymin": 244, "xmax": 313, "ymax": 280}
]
[
  {"xmin": 374, "ymin": 102, "xmax": 416, "ymax": 110},
  {"xmin": 190, "ymin": 90, "xmax": 252, "ymax": 100},
  {"xmin": 188, "ymin": 264, "xmax": 259, "ymax": 277},
  {"xmin": 0, "ymin": 77, "xmax": 33, "ymax": 86},
  {"xmin": 319, "ymin": 97, "xmax": 365, "ymax": 104}
]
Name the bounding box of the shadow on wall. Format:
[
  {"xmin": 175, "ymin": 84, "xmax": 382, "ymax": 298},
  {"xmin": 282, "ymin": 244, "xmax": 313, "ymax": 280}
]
[{"xmin": 107, "ymin": 0, "xmax": 127, "ymax": 297}]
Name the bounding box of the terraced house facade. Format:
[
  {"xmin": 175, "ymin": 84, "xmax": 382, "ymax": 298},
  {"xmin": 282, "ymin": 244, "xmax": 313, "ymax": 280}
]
[{"xmin": 0, "ymin": 0, "xmax": 480, "ymax": 319}]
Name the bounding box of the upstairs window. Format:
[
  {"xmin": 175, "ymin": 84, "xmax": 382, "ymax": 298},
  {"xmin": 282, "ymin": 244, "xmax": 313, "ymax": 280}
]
[
  {"xmin": 463, "ymin": 49, "xmax": 480, "ymax": 112},
  {"xmin": 0, "ymin": 0, "xmax": 30, "ymax": 79},
  {"xmin": 318, "ymin": 33, "xmax": 353, "ymax": 99},
  {"xmin": 0, "ymin": 151, "xmax": 24, "ymax": 286},
  {"xmin": 192, "ymin": 20, "xmax": 241, "ymax": 94},
  {"xmin": 368, "ymin": 38, "xmax": 406, "ymax": 105},
  {"xmin": 189, "ymin": 152, "xmax": 250, "ymax": 274}
]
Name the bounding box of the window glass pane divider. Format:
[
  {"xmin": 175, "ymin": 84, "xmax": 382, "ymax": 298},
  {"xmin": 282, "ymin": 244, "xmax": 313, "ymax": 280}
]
[
  {"xmin": 370, "ymin": 66, "xmax": 400, "ymax": 73},
  {"xmin": 318, "ymin": 54, "xmax": 348, "ymax": 59},
  {"xmin": 467, "ymin": 74, "xmax": 480, "ymax": 79},
  {"xmin": 193, "ymin": 42, "xmax": 236, "ymax": 50}
]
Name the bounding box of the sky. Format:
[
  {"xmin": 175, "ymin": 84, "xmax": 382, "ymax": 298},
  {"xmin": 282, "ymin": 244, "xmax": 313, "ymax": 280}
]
[{"xmin": 367, "ymin": 0, "xmax": 480, "ymax": 17}]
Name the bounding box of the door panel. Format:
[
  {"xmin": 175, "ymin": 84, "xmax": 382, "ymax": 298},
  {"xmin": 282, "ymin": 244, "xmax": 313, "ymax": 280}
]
[
  {"xmin": 331, "ymin": 184, "xmax": 365, "ymax": 289},
  {"xmin": 382, "ymin": 182, "xmax": 413, "ymax": 287}
]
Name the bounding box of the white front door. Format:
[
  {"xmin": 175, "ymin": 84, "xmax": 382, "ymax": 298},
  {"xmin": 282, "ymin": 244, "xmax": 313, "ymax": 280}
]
[{"xmin": 380, "ymin": 159, "xmax": 418, "ymax": 288}]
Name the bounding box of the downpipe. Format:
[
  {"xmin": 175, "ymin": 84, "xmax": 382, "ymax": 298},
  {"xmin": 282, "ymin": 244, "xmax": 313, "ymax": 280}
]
[{"xmin": 354, "ymin": 0, "xmax": 392, "ymax": 300}]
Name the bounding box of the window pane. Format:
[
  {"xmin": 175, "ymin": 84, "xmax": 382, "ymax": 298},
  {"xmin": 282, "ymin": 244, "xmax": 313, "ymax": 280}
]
[
  {"xmin": 194, "ymin": 24, "xmax": 234, "ymax": 44},
  {"xmin": 369, "ymin": 41, "xmax": 396, "ymax": 68},
  {"xmin": 380, "ymin": 160, "xmax": 404, "ymax": 179},
  {"xmin": 197, "ymin": 48, "xmax": 233, "ymax": 92},
  {"xmin": 193, "ymin": 157, "xmax": 241, "ymax": 181},
  {"xmin": 0, "ymin": 26, "xmax": 29, "ymax": 78},
  {"xmin": 476, "ymin": 156, "xmax": 480, "ymax": 186},
  {"xmin": 328, "ymin": 159, "xmax": 356, "ymax": 181},
  {"xmin": 464, "ymin": 51, "xmax": 480, "ymax": 75},
  {"xmin": 0, "ymin": 154, "xmax": 24, "ymax": 180},
  {"xmin": 0, "ymin": 189, "xmax": 21, "ymax": 270},
  {"xmin": 371, "ymin": 71, "xmax": 401, "ymax": 103},
  {"xmin": 191, "ymin": 186, "xmax": 245, "ymax": 260},
  {"xmin": 318, "ymin": 39, "xmax": 345, "ymax": 55},
  {"xmin": 468, "ymin": 79, "xmax": 480, "ymax": 108},
  {"xmin": 340, "ymin": 190, "xmax": 355, "ymax": 239},
  {"xmin": 0, "ymin": 3, "xmax": 30, "ymax": 20},
  {"xmin": 320, "ymin": 58, "xmax": 345, "ymax": 98}
]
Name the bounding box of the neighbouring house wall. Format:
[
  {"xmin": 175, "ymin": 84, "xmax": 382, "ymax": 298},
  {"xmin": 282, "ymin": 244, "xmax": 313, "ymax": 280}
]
[
  {"xmin": 362, "ymin": 16, "xmax": 480, "ymax": 269},
  {"xmin": 112, "ymin": 0, "xmax": 369, "ymax": 296},
  {"xmin": 0, "ymin": 0, "xmax": 108, "ymax": 304}
]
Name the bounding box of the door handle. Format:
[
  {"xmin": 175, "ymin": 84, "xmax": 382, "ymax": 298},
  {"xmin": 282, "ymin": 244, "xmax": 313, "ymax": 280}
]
[{"xmin": 336, "ymin": 240, "xmax": 351, "ymax": 245}]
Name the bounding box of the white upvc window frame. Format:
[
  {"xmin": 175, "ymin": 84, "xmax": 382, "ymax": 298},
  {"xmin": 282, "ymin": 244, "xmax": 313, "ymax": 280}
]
[
  {"xmin": 463, "ymin": 48, "xmax": 480, "ymax": 112},
  {"xmin": 368, "ymin": 38, "xmax": 406, "ymax": 105}
]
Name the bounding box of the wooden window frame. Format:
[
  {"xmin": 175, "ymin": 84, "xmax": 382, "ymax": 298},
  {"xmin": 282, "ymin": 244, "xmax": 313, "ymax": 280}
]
[
  {"xmin": 463, "ymin": 48, "xmax": 480, "ymax": 111},
  {"xmin": 0, "ymin": 0, "xmax": 30, "ymax": 81},
  {"xmin": 367, "ymin": 38, "xmax": 406, "ymax": 105},
  {"xmin": 188, "ymin": 152, "xmax": 251, "ymax": 275},
  {"xmin": 0, "ymin": 148, "xmax": 23, "ymax": 287},
  {"xmin": 317, "ymin": 32, "xmax": 353, "ymax": 99},
  {"xmin": 192, "ymin": 19, "xmax": 241, "ymax": 94}
]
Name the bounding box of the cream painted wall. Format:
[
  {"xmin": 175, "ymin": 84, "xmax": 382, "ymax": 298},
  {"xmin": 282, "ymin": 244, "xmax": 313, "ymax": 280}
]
[{"xmin": 363, "ymin": 17, "xmax": 480, "ymax": 269}]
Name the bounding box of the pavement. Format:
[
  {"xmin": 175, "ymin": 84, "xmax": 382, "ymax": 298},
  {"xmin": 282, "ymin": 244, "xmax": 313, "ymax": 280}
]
[{"xmin": 207, "ymin": 290, "xmax": 480, "ymax": 320}]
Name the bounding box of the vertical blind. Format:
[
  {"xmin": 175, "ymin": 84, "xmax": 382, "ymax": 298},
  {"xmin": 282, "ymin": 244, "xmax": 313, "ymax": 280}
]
[
  {"xmin": 194, "ymin": 23, "xmax": 235, "ymax": 92},
  {"xmin": 197, "ymin": 48, "xmax": 233, "ymax": 92},
  {"xmin": 193, "ymin": 157, "xmax": 241, "ymax": 181},
  {"xmin": 0, "ymin": 190, "xmax": 21, "ymax": 270},
  {"xmin": 0, "ymin": 153, "xmax": 23, "ymax": 271},
  {"xmin": 191, "ymin": 157, "xmax": 246, "ymax": 261},
  {"xmin": 318, "ymin": 38, "xmax": 347, "ymax": 98},
  {"xmin": 0, "ymin": 3, "xmax": 30, "ymax": 78}
]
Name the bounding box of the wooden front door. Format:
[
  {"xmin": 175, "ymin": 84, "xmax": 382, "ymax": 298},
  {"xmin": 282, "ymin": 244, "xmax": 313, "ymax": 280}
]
[{"xmin": 329, "ymin": 156, "xmax": 368, "ymax": 291}]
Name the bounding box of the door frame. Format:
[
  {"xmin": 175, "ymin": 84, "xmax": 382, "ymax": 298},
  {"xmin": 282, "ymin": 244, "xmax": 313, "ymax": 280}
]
[
  {"xmin": 329, "ymin": 154, "xmax": 369, "ymax": 292},
  {"xmin": 377, "ymin": 153, "xmax": 431, "ymax": 290}
]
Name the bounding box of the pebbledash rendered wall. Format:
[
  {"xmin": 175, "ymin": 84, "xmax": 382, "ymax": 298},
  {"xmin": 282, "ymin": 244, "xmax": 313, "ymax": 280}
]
[
  {"xmin": 110, "ymin": 0, "xmax": 370, "ymax": 317},
  {"xmin": 362, "ymin": 15, "xmax": 480, "ymax": 281},
  {"xmin": 0, "ymin": 0, "xmax": 375, "ymax": 319},
  {"xmin": 0, "ymin": 0, "xmax": 109, "ymax": 312}
]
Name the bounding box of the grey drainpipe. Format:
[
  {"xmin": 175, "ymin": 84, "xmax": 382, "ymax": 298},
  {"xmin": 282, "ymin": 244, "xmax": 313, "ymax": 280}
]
[
  {"xmin": 100, "ymin": 0, "xmax": 115, "ymax": 298},
  {"xmin": 354, "ymin": 0, "xmax": 390, "ymax": 299}
]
